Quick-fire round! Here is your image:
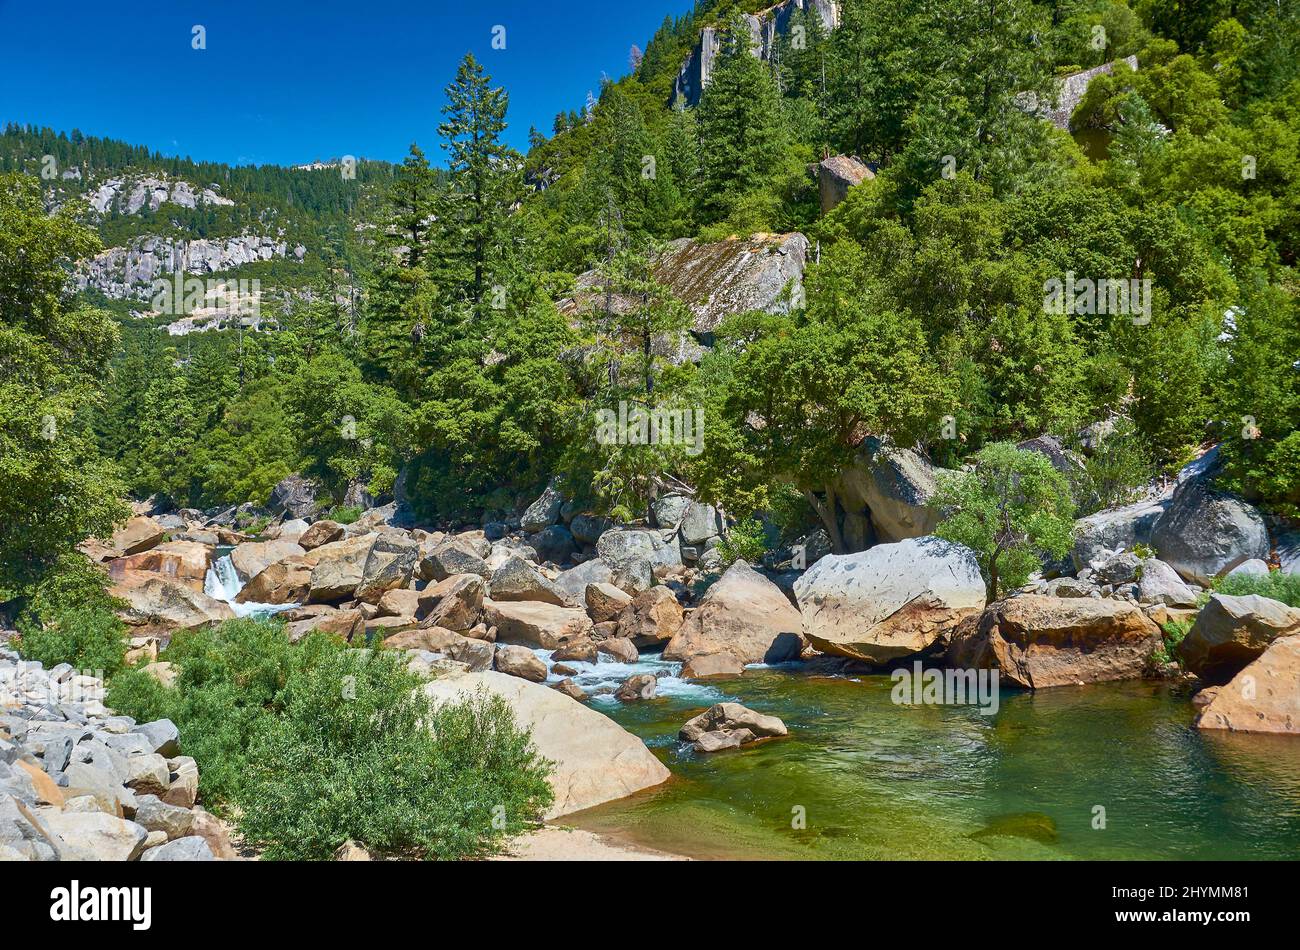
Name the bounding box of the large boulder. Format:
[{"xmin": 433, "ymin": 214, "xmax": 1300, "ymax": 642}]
[
  {"xmin": 651, "ymin": 494, "xmax": 691, "ymax": 529},
  {"xmin": 679, "ymin": 502, "xmax": 723, "ymax": 545},
  {"xmin": 569, "ymin": 513, "xmax": 612, "ymax": 546},
  {"xmin": 794, "ymin": 537, "xmax": 985, "ymax": 664},
  {"xmin": 418, "ymin": 574, "xmax": 485, "ymax": 632},
  {"xmin": 1071, "ymin": 497, "xmax": 1168, "ymax": 573},
  {"xmin": 829, "ymin": 437, "xmax": 942, "ymax": 546},
  {"xmin": 298, "ymin": 520, "xmax": 345, "ymax": 551},
  {"xmin": 949, "ymin": 595, "xmax": 1162, "ymax": 688},
  {"xmin": 419, "ymin": 540, "xmax": 492, "ymax": 583},
  {"xmin": 1178, "ymin": 593, "xmax": 1300, "ymax": 685},
  {"xmin": 528, "ymin": 524, "xmax": 577, "ymax": 564},
  {"xmin": 1136, "ymin": 558, "xmax": 1198, "ymax": 607},
  {"xmin": 106, "ymin": 540, "xmax": 212, "ymax": 592},
  {"xmin": 615, "ymin": 586, "xmax": 685, "ymax": 646},
  {"xmin": 110, "ymin": 516, "xmax": 165, "ymax": 556},
  {"xmin": 816, "ymin": 155, "xmax": 873, "ymax": 214},
  {"xmin": 354, "ymin": 531, "xmax": 420, "ymax": 604},
  {"xmin": 110, "ymin": 572, "xmax": 234, "ymax": 630},
  {"xmin": 305, "ymin": 534, "xmax": 377, "ymax": 603},
  {"xmin": 236, "ymin": 556, "xmax": 311, "ymax": 605},
  {"xmin": 585, "ymin": 582, "xmax": 633, "ymax": 624},
  {"xmin": 267, "ymin": 474, "xmax": 322, "ymax": 520},
  {"xmin": 494, "ymin": 644, "xmax": 548, "ymax": 682},
  {"xmin": 423, "ymin": 670, "xmax": 670, "ymax": 817},
  {"xmin": 521, "ymin": 481, "xmax": 565, "ymax": 534},
  {"xmin": 483, "ymin": 599, "xmax": 594, "ymax": 649},
  {"xmin": 40, "ymin": 811, "xmax": 149, "ymax": 861},
  {"xmin": 230, "ymin": 539, "xmax": 305, "ymax": 583},
  {"xmin": 1194, "ymin": 634, "xmax": 1300, "ymax": 736},
  {"xmin": 663, "ymin": 560, "xmax": 803, "ymax": 665},
  {"xmin": 596, "ymin": 529, "xmax": 680, "ymax": 589},
  {"xmin": 1150, "ymin": 474, "xmax": 1269, "ymax": 585},
  {"xmin": 489, "ymin": 557, "xmax": 571, "ymax": 607},
  {"xmin": 554, "ymin": 558, "xmax": 615, "ymax": 602}
]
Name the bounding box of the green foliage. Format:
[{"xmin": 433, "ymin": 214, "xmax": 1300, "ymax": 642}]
[
  {"xmin": 0, "ymin": 173, "xmax": 128, "ymax": 592},
  {"xmin": 326, "ymin": 505, "xmax": 364, "ymax": 525},
  {"xmin": 1151, "ymin": 617, "xmax": 1194, "ymax": 669},
  {"xmin": 931, "ymin": 442, "xmax": 1076, "ymax": 603},
  {"xmin": 17, "ymin": 606, "xmax": 128, "ymax": 677},
  {"xmin": 1213, "ymin": 571, "xmax": 1300, "ymax": 608},
  {"xmin": 715, "ymin": 517, "xmax": 767, "ymax": 567},
  {"xmin": 107, "ymin": 618, "xmax": 553, "ymax": 859},
  {"xmin": 1074, "ymin": 418, "xmax": 1156, "ymax": 514}
]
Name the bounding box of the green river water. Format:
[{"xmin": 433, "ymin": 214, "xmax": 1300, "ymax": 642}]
[{"xmin": 563, "ymin": 661, "xmax": 1300, "ymax": 860}]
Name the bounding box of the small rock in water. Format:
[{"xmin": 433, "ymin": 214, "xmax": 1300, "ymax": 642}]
[
  {"xmin": 614, "ymin": 673, "xmax": 657, "ymax": 703},
  {"xmin": 969, "ymin": 812, "xmax": 1059, "ymax": 844}
]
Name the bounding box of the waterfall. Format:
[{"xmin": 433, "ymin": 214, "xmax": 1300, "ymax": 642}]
[{"xmin": 203, "ymin": 553, "xmax": 296, "ymax": 619}]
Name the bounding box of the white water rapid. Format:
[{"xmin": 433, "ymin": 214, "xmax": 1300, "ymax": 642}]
[{"xmin": 203, "ymin": 553, "xmax": 298, "ymax": 619}]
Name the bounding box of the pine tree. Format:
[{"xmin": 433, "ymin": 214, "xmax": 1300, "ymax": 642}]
[{"xmin": 696, "ymin": 15, "xmax": 788, "ymax": 223}]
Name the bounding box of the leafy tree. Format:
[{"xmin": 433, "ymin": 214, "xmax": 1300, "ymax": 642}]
[
  {"xmin": 930, "ymin": 442, "xmax": 1075, "ymax": 603},
  {"xmin": 0, "ymin": 174, "xmax": 127, "ymax": 594}
]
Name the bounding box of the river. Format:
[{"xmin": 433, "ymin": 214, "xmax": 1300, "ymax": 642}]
[{"xmin": 545, "ymin": 651, "xmax": 1300, "ymax": 860}]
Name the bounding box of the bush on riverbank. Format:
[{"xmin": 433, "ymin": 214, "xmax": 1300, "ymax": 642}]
[
  {"xmin": 1213, "ymin": 570, "xmax": 1300, "ymax": 608},
  {"xmin": 107, "ymin": 617, "xmax": 554, "ymax": 859},
  {"xmin": 15, "ymin": 606, "xmax": 128, "ymax": 677}
]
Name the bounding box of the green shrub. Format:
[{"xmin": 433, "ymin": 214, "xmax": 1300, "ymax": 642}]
[
  {"xmin": 107, "ymin": 617, "xmax": 553, "ymax": 859},
  {"xmin": 715, "ymin": 517, "xmax": 767, "ymax": 567},
  {"xmin": 17, "ymin": 553, "xmax": 124, "ymax": 632},
  {"xmin": 1213, "ymin": 571, "xmax": 1300, "ymax": 608},
  {"xmin": 1149, "ymin": 618, "xmax": 1193, "ymax": 670},
  {"xmin": 1073, "ymin": 418, "xmax": 1154, "ymax": 515},
  {"xmin": 327, "ymin": 505, "xmax": 365, "ymax": 525},
  {"xmin": 17, "ymin": 607, "xmax": 128, "ymax": 676}
]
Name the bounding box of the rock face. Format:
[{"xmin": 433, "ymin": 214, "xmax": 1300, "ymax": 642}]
[
  {"xmin": 794, "ymin": 537, "xmax": 986, "ymax": 664},
  {"xmin": 559, "ymin": 233, "xmax": 809, "ymax": 344},
  {"xmin": 1150, "ymin": 475, "xmax": 1269, "ymax": 585},
  {"xmin": 423, "ymin": 670, "xmax": 671, "ymax": 818},
  {"xmin": 671, "ymin": 0, "xmax": 840, "ymax": 106},
  {"xmin": 298, "ymin": 520, "xmax": 344, "ymax": 550},
  {"xmin": 106, "ymin": 540, "xmax": 212, "ymax": 592},
  {"xmin": 1178, "ymin": 594, "xmax": 1300, "ymax": 685},
  {"xmin": 1043, "ymin": 57, "xmax": 1139, "ymax": 128},
  {"xmin": 354, "ymin": 532, "xmax": 420, "ymax": 603},
  {"xmin": 268, "ymin": 474, "xmax": 322, "ymax": 520},
  {"xmin": 420, "ymin": 575, "xmax": 486, "ymax": 632},
  {"xmin": 1072, "ymin": 497, "xmax": 1168, "ymax": 572},
  {"xmin": 484, "ymin": 599, "xmax": 594, "ymax": 650},
  {"xmin": 950, "ymin": 595, "xmax": 1162, "ymax": 688},
  {"xmin": 829, "ymin": 437, "xmax": 943, "ymax": 547},
  {"xmin": 596, "ymin": 529, "xmax": 680, "ymax": 589},
  {"xmin": 817, "ymin": 155, "xmax": 874, "ymax": 213},
  {"xmin": 1194, "ymin": 635, "xmax": 1300, "ymax": 736},
  {"xmin": 663, "ymin": 560, "xmax": 803, "ymax": 665}
]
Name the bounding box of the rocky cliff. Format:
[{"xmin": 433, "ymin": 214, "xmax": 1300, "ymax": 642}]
[{"xmin": 74, "ymin": 233, "xmax": 306, "ymax": 300}]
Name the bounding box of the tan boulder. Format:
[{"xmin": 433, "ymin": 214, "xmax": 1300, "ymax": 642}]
[
  {"xmin": 377, "ymin": 588, "xmax": 423, "ymax": 619},
  {"xmin": 107, "ymin": 540, "xmax": 212, "ymax": 592},
  {"xmin": 285, "ymin": 608, "xmax": 362, "ymax": 643},
  {"xmin": 950, "ymin": 595, "xmax": 1162, "ymax": 688},
  {"xmin": 663, "ymin": 561, "xmax": 803, "ymax": 666},
  {"xmin": 615, "ymin": 586, "xmax": 684, "ymax": 646},
  {"xmin": 298, "ymin": 519, "xmax": 345, "ymax": 550},
  {"xmin": 483, "ymin": 599, "xmax": 594, "ymax": 649},
  {"xmin": 111, "ymin": 516, "xmax": 165, "ymax": 556},
  {"xmin": 355, "ymin": 531, "xmax": 421, "ymax": 604},
  {"xmin": 111, "ymin": 571, "xmax": 234, "ymax": 630},
  {"xmin": 680, "ymin": 652, "xmax": 745, "ymax": 679},
  {"xmin": 585, "ymin": 582, "xmax": 633, "ymax": 623},
  {"xmin": 236, "ymin": 556, "xmax": 311, "ymax": 604},
  {"xmin": 16, "ymin": 760, "xmax": 64, "ymax": 807},
  {"xmin": 552, "ymin": 637, "xmax": 598, "ymax": 663},
  {"xmin": 495, "ymin": 644, "xmax": 548, "ymax": 682},
  {"xmin": 305, "ymin": 534, "xmax": 377, "ymax": 602},
  {"xmin": 385, "ymin": 625, "xmax": 492, "ymax": 671},
  {"xmin": 1194, "ymin": 635, "xmax": 1300, "ymax": 735},
  {"xmin": 230, "ymin": 539, "xmax": 306, "ymax": 583},
  {"xmin": 420, "ymin": 574, "xmax": 485, "ymax": 632},
  {"xmin": 597, "ymin": 637, "xmax": 639, "ymax": 664},
  {"xmin": 423, "ymin": 670, "xmax": 671, "ymax": 817},
  {"xmin": 1178, "ymin": 594, "xmax": 1300, "ymax": 685}
]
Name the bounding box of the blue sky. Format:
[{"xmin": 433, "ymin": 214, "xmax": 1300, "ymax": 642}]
[{"xmin": 0, "ymin": 0, "xmax": 694, "ymax": 167}]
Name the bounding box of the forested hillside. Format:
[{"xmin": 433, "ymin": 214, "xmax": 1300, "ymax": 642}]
[{"xmin": 4, "ymin": 0, "xmax": 1299, "ymax": 613}]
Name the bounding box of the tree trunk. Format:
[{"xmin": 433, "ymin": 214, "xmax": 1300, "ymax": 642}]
[{"xmin": 805, "ymin": 487, "xmax": 846, "ymax": 554}]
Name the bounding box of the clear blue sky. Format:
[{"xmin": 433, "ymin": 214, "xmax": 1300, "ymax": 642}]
[{"xmin": 0, "ymin": 0, "xmax": 694, "ymax": 167}]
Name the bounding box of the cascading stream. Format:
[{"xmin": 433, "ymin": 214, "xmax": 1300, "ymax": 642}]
[{"xmin": 203, "ymin": 553, "xmax": 297, "ymax": 619}]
